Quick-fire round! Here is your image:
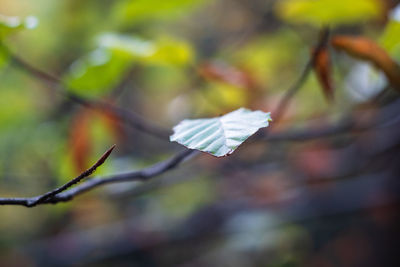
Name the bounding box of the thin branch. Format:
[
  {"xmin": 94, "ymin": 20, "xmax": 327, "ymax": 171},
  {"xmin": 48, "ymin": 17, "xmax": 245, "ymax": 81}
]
[
  {"xmin": 273, "ymin": 27, "xmax": 330, "ymax": 122},
  {"xmin": 29, "ymin": 145, "xmax": 116, "ymax": 206},
  {"xmin": 0, "ymin": 149, "xmax": 197, "ymax": 207},
  {"xmin": 266, "ymin": 96, "xmax": 400, "ymax": 142},
  {"xmin": 1, "ymin": 43, "xmax": 171, "ymax": 140},
  {"xmin": 1, "ymin": 98, "xmax": 398, "ymax": 207}
]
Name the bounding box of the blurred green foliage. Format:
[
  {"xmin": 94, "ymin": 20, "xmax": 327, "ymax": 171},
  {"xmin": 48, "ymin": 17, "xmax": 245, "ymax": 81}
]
[
  {"xmin": 0, "ymin": 45, "xmax": 9, "ymax": 70},
  {"xmin": 0, "ymin": 0, "xmax": 399, "ymax": 266},
  {"xmin": 65, "ymin": 33, "xmax": 193, "ymax": 97},
  {"xmin": 0, "ymin": 0, "xmax": 395, "ymax": 203}
]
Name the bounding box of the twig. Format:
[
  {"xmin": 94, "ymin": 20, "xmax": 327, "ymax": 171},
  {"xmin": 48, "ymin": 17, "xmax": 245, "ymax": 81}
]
[
  {"xmin": 2, "ymin": 96, "xmax": 399, "ymax": 208},
  {"xmin": 0, "ymin": 145, "xmax": 115, "ymax": 207},
  {"xmin": 273, "ymin": 27, "xmax": 330, "ymax": 122},
  {"xmin": 29, "ymin": 145, "xmax": 116, "ymax": 206},
  {"xmin": 1, "ymin": 43, "xmax": 171, "ymax": 140},
  {"xmin": 0, "ymin": 149, "xmax": 197, "ymax": 207},
  {"xmin": 266, "ymin": 95, "xmax": 400, "ymax": 141}
]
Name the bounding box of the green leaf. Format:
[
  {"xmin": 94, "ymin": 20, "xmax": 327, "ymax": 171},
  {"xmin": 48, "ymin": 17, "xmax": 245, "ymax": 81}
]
[
  {"xmin": 170, "ymin": 108, "xmax": 272, "ymax": 157},
  {"xmin": 275, "ymin": 0, "xmax": 383, "ymax": 26},
  {"xmin": 64, "ymin": 48, "xmax": 131, "ymax": 97},
  {"xmin": 0, "ymin": 14, "xmax": 38, "ymax": 38}
]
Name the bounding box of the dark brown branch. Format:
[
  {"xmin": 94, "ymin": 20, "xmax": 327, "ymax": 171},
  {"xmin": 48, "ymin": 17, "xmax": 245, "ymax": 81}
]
[
  {"xmin": 0, "ymin": 149, "xmax": 197, "ymax": 207},
  {"xmin": 1, "ymin": 43, "xmax": 171, "ymax": 140},
  {"xmin": 273, "ymin": 27, "xmax": 330, "ymax": 122},
  {"xmin": 29, "ymin": 145, "xmax": 116, "ymax": 206},
  {"xmin": 267, "ymin": 95, "xmax": 400, "ymax": 142}
]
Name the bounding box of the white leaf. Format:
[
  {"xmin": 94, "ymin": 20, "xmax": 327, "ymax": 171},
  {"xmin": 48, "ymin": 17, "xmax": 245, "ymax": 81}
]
[{"xmin": 170, "ymin": 108, "xmax": 272, "ymax": 157}]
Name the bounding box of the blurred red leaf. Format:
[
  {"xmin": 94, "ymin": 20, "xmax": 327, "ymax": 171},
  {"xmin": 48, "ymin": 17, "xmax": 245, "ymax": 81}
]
[{"xmin": 331, "ymin": 35, "xmax": 400, "ymax": 91}]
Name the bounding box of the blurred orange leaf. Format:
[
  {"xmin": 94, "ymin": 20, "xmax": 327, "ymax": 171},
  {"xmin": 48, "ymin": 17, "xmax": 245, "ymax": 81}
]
[
  {"xmin": 69, "ymin": 105, "xmax": 123, "ymax": 173},
  {"xmin": 313, "ymin": 45, "xmax": 334, "ymax": 101},
  {"xmin": 198, "ymin": 60, "xmax": 257, "ymax": 90},
  {"xmin": 331, "ymin": 35, "xmax": 400, "ymax": 91},
  {"xmin": 69, "ymin": 110, "xmax": 92, "ymax": 173}
]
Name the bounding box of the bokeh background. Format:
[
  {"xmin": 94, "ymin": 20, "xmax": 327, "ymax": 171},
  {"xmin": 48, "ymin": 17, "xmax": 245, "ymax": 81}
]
[{"xmin": 0, "ymin": 0, "xmax": 399, "ymax": 266}]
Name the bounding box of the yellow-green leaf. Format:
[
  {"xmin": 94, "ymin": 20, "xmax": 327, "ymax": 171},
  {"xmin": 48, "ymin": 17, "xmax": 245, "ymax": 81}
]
[
  {"xmin": 98, "ymin": 33, "xmax": 194, "ymax": 66},
  {"xmin": 380, "ymin": 5, "xmax": 400, "ymax": 61},
  {"xmin": 275, "ymin": 0, "xmax": 383, "ymax": 26}
]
